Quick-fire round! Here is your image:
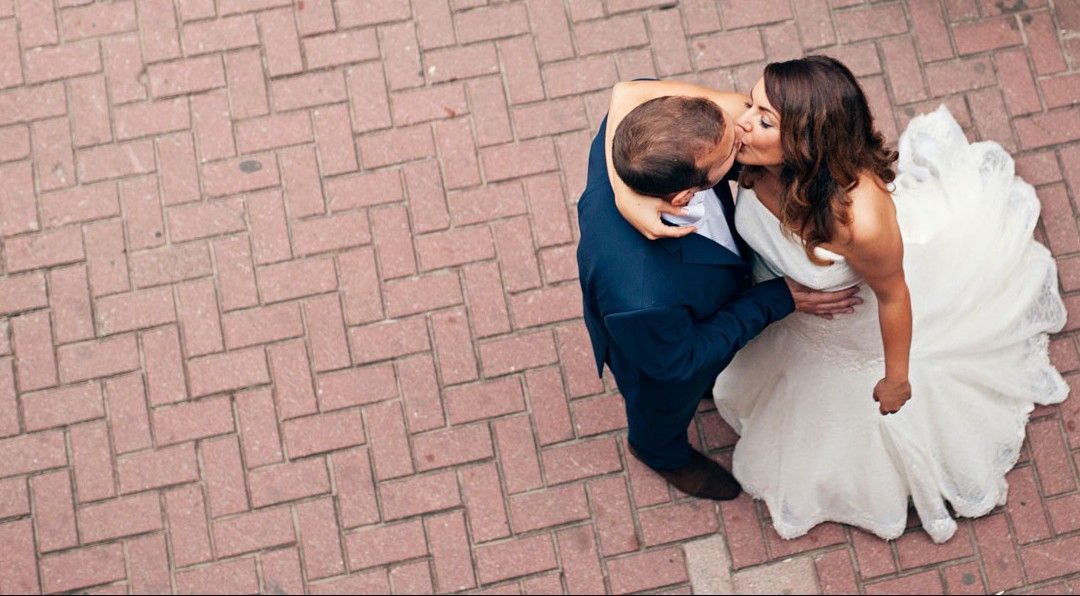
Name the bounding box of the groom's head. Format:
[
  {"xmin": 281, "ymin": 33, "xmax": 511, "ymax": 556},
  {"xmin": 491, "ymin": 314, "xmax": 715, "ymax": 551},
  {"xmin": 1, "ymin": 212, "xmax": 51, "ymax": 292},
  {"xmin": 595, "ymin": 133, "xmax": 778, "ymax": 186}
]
[{"xmin": 612, "ymin": 96, "xmax": 738, "ymax": 206}]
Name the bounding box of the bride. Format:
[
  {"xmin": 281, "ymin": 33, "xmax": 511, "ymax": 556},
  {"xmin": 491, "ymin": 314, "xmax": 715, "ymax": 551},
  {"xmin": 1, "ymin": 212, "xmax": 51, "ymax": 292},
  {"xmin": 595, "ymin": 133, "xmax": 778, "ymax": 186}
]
[{"xmin": 609, "ymin": 56, "xmax": 1069, "ymax": 543}]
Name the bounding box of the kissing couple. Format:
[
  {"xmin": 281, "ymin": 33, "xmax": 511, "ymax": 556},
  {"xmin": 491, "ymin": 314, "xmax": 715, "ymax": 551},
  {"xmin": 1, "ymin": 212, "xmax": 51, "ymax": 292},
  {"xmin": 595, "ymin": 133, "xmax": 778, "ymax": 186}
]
[{"xmin": 576, "ymin": 56, "xmax": 1069, "ymax": 544}]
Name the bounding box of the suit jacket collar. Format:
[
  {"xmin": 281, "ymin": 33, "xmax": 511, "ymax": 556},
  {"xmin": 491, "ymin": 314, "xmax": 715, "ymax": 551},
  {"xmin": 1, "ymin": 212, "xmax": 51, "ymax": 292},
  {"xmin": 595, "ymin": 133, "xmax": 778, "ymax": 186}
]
[{"xmin": 657, "ymin": 181, "xmax": 748, "ymax": 267}]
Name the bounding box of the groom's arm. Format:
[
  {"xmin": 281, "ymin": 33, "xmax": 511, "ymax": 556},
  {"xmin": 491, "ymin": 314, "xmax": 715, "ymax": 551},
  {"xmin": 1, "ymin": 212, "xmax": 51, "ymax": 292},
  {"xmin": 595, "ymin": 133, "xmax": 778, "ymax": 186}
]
[{"xmin": 603, "ymin": 278, "xmax": 794, "ymax": 384}]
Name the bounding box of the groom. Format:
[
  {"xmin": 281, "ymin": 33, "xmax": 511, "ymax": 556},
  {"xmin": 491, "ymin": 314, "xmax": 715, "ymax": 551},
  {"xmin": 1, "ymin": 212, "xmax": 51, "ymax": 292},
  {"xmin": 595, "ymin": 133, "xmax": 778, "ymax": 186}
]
[{"xmin": 576, "ymin": 90, "xmax": 860, "ymax": 500}]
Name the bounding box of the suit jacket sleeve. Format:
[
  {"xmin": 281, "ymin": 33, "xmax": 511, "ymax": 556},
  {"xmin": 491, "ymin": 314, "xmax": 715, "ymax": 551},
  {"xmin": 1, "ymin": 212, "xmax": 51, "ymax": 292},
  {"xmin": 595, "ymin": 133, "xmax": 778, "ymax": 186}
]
[{"xmin": 603, "ymin": 277, "xmax": 793, "ymax": 383}]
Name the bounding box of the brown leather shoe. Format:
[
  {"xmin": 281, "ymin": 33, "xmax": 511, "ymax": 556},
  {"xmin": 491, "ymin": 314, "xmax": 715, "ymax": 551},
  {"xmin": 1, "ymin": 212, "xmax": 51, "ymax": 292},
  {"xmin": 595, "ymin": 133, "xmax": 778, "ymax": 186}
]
[{"xmin": 629, "ymin": 446, "xmax": 742, "ymax": 501}]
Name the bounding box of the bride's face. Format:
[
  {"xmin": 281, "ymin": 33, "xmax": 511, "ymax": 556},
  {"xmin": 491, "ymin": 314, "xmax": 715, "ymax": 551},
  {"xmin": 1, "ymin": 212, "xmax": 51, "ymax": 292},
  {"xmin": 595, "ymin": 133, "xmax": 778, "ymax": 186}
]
[{"xmin": 735, "ymin": 78, "xmax": 783, "ymax": 167}]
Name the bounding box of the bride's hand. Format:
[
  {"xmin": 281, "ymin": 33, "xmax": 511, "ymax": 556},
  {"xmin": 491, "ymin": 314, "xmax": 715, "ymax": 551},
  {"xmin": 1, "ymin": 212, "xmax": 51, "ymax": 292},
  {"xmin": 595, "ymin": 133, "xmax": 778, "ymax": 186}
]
[
  {"xmin": 873, "ymin": 377, "xmax": 911, "ymax": 415},
  {"xmin": 614, "ymin": 191, "xmax": 696, "ymax": 240}
]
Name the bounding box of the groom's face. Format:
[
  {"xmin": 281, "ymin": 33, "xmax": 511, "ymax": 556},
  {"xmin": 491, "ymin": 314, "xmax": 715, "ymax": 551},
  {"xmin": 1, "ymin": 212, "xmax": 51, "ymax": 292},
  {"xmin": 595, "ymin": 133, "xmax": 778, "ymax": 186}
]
[{"xmin": 694, "ymin": 109, "xmax": 740, "ymax": 190}]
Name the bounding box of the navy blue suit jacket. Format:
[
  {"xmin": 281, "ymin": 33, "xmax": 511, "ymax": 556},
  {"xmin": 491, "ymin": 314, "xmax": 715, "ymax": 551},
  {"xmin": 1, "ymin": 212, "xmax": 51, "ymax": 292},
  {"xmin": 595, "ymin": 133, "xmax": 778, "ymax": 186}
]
[{"xmin": 576, "ymin": 119, "xmax": 796, "ymax": 408}]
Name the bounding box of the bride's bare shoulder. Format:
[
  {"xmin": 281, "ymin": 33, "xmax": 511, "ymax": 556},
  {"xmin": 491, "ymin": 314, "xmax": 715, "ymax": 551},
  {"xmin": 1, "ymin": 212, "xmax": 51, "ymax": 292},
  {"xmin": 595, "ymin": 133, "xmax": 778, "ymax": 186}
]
[{"xmin": 836, "ymin": 171, "xmax": 898, "ymax": 247}]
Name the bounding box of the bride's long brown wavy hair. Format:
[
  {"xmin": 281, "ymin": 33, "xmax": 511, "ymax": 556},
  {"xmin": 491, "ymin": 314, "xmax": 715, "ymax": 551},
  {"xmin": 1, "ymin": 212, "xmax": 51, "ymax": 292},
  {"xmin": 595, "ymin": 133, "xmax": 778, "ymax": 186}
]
[{"xmin": 740, "ymin": 56, "xmax": 898, "ymax": 264}]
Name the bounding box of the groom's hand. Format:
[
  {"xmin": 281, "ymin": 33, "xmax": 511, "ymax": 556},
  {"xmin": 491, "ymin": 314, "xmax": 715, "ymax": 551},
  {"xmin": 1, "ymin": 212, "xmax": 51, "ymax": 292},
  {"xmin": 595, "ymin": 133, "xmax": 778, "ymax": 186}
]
[{"xmin": 784, "ymin": 278, "xmax": 862, "ymax": 319}]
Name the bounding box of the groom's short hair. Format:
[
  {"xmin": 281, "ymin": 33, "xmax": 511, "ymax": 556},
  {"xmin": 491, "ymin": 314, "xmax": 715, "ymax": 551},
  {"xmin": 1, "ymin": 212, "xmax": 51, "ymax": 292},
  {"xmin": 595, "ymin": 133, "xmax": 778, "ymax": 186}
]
[{"xmin": 612, "ymin": 96, "xmax": 727, "ymax": 199}]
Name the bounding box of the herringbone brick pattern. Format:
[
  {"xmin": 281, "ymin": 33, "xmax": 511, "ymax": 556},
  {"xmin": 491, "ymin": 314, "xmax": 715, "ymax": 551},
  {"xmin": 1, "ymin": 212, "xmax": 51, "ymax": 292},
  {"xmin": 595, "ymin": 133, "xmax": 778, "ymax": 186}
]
[{"xmin": 0, "ymin": 0, "xmax": 1078, "ymax": 593}]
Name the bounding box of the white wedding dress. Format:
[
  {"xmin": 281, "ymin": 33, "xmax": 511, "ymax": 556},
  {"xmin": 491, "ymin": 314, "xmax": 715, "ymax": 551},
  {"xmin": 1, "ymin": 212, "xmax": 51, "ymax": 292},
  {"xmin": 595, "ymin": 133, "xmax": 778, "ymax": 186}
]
[{"xmin": 714, "ymin": 106, "xmax": 1069, "ymax": 543}]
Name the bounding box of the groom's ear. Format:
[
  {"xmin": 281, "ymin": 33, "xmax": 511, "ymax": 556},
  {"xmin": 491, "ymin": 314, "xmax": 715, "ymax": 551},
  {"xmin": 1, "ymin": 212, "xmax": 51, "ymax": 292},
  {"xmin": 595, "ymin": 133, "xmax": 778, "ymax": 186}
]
[{"xmin": 669, "ymin": 190, "xmax": 694, "ymax": 207}]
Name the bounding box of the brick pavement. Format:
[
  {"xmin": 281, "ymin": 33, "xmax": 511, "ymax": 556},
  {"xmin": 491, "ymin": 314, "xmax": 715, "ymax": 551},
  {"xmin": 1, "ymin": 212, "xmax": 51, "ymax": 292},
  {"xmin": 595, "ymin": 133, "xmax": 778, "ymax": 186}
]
[{"xmin": 0, "ymin": 0, "xmax": 1078, "ymax": 593}]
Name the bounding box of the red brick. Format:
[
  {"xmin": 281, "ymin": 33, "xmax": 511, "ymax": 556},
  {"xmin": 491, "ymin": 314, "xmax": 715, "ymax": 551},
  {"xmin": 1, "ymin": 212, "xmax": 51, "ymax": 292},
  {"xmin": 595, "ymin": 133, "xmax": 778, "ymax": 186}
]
[
  {"xmin": 524, "ymin": 367, "xmax": 572, "ymax": 446},
  {"xmin": 0, "ymin": 430, "xmax": 67, "ymax": 477},
  {"xmin": 402, "ymin": 160, "xmax": 450, "ymax": 236},
  {"xmin": 925, "ymin": 57, "xmax": 997, "ymax": 96},
  {"xmin": 118, "ymin": 442, "xmax": 198, "ymax": 494},
  {"xmin": 851, "ymin": 527, "xmax": 895, "ymax": 578},
  {"xmin": 814, "ymin": 549, "xmax": 859, "ymax": 595},
  {"xmin": 953, "ymin": 16, "xmax": 1023, "ymax": 55},
  {"xmin": 325, "ymin": 168, "xmax": 404, "ymax": 211},
  {"xmin": 347, "ymin": 519, "xmax": 428, "ymax": 570},
  {"xmin": 39, "ymin": 544, "xmax": 126, "ymax": 594},
  {"xmin": 0, "ymin": 359, "xmax": 17, "ymax": 437},
  {"xmin": 175, "ymin": 557, "xmax": 258, "ymax": 595},
  {"xmin": 365, "ymin": 400, "xmax": 414, "ymax": 480},
  {"xmin": 423, "ymin": 43, "xmax": 498, "ymax": 85},
  {"xmin": 383, "ymin": 272, "xmax": 464, "ymax": 318},
  {"xmin": 201, "ymin": 436, "xmax": 248, "ymax": 517},
  {"xmin": 188, "ymin": 346, "xmax": 269, "ymax": 398},
  {"xmin": 337, "ymin": 245, "xmax": 385, "ymax": 324},
  {"xmin": 260, "ymin": 548, "xmax": 305, "ymax": 595},
  {"xmin": 308, "ymin": 570, "xmax": 390, "ymax": 595},
  {"xmin": 370, "ymin": 206, "xmax": 417, "ymax": 280},
  {"xmin": 513, "ymin": 284, "xmax": 582, "ymax": 329},
  {"xmin": 880, "ymin": 36, "xmax": 927, "ymax": 104},
  {"xmin": 425, "ymin": 510, "xmax": 475, "ymax": 592},
  {"xmin": 23, "ymin": 381, "xmax": 104, "ymax": 432},
  {"xmin": 347, "ymin": 62, "xmax": 391, "ymax": 133},
  {"xmin": 120, "ymin": 176, "xmax": 165, "ymax": 252},
  {"xmin": 61, "ymin": 0, "xmax": 135, "ymax": 39},
  {"xmin": 175, "ymin": 279, "xmax": 224, "ymax": 357},
  {"xmin": 152, "ymin": 395, "xmax": 234, "ymax": 446},
  {"xmin": 833, "ymin": 3, "xmax": 909, "ymax": 42},
  {"xmin": 445, "ymin": 377, "xmax": 526, "ymax": 424},
  {"xmin": 303, "ymin": 28, "xmax": 378, "ymax": 70},
  {"xmin": 182, "ymin": 14, "xmax": 257, "ymax": 55},
  {"xmin": 0, "ymin": 161, "xmax": 36, "ymax": 236},
  {"xmin": 349, "ymin": 318, "xmax": 429, "ymax": 366},
  {"xmin": 296, "ymin": 498, "xmax": 345, "ymax": 580},
  {"xmin": 865, "ymin": 569, "xmax": 944, "ymax": 595},
  {"xmin": 431, "ymin": 307, "xmax": 478, "ymax": 384},
  {"xmin": 766, "ymin": 521, "xmax": 845, "ymax": 558},
  {"xmin": 130, "ymin": 243, "xmax": 211, "ymax": 290},
  {"xmin": 387, "ymin": 561, "xmax": 433, "ymax": 594},
  {"xmin": 235, "ymin": 111, "xmax": 312, "ymax": 154},
  {"xmin": 720, "ymin": 496, "xmax": 768, "ymax": 569},
  {"xmin": 299, "ymin": 296, "xmax": 348, "ymax": 373},
  {"xmin": 1041, "ymin": 73, "xmax": 1080, "ymax": 110},
  {"xmin": 138, "ymin": 326, "xmax": 185, "ymax": 407},
  {"xmin": 191, "ymin": 91, "xmax": 237, "ymax": 161},
  {"xmin": 432, "ymin": 117, "xmax": 481, "ymax": 190},
  {"xmin": 258, "ymin": 8, "xmax": 302, "ymax": 76},
  {"xmin": 1024, "ymin": 10, "xmax": 1068, "ymax": 75},
  {"xmin": 492, "ymin": 216, "xmax": 542, "ymax": 291},
  {"xmin": 308, "ymin": 366, "xmax": 386, "ymax": 415},
  {"xmin": 607, "ymin": 546, "xmax": 688, "ymax": 594},
  {"xmin": 860, "ymin": 76, "xmax": 898, "ymax": 141},
  {"xmin": 491, "ymin": 417, "xmax": 542, "ymax": 494},
  {"xmin": 379, "ymin": 469, "xmax": 461, "ymax": 520},
  {"xmin": 907, "ymin": 0, "xmax": 952, "ymax": 61},
  {"xmin": 463, "ymin": 261, "xmax": 511, "ymax": 338},
  {"xmin": 1006, "ymin": 465, "xmax": 1052, "ymax": 543},
  {"xmin": 258, "ymin": 256, "xmax": 338, "ymax": 303},
  {"xmin": 540, "ymin": 245, "xmax": 579, "ymax": 284},
  {"xmin": 11, "ymin": 311, "xmax": 57, "ymax": 391},
  {"xmin": 311, "ymin": 103, "xmax": 358, "ymax": 176},
  {"xmin": 498, "ymin": 35, "xmax": 544, "ymax": 104},
  {"xmin": 292, "ymin": 211, "xmax": 370, "ymax": 257},
  {"xmin": 572, "ymin": 393, "xmax": 627, "ymax": 437},
  {"xmin": 0, "ymin": 81, "xmax": 66, "ymax": 126},
  {"xmin": 125, "ymin": 533, "xmax": 170, "ymax": 595},
  {"xmin": 16, "ymin": 0, "xmax": 57, "ymax": 46},
  {"xmin": 523, "ymin": 175, "xmax": 572, "ymax": 249},
  {"xmin": 398, "ymin": 353, "xmax": 446, "ymax": 433},
  {"xmin": 691, "ymin": 30, "xmax": 765, "ymax": 70},
  {"xmin": 267, "ymin": 340, "xmax": 318, "ymax": 420},
  {"xmin": 542, "ymin": 54, "xmax": 619, "ymax": 98},
  {"xmin": 509, "ymin": 484, "xmax": 589, "ymax": 533},
  {"xmin": 445, "ymin": 183, "xmax": 527, "ymax": 229},
  {"xmin": 213, "ymin": 506, "xmax": 295, "ymax": 557},
  {"xmin": 246, "ymin": 189, "xmax": 292, "ymax": 263},
  {"xmin": 414, "ymin": 423, "xmax": 493, "ymax": 472},
  {"xmin": 78, "ymin": 492, "xmax": 161, "ymax": 543},
  {"xmin": 332, "ymin": 448, "xmax": 379, "ymax": 528},
  {"xmin": 69, "ymin": 420, "xmax": 114, "ymax": 502},
  {"xmin": 30, "ymin": 117, "xmax": 73, "ymax": 191},
  {"xmin": 234, "ymin": 388, "xmax": 282, "ymax": 468},
  {"xmin": 222, "ymin": 48, "xmax": 267, "ymax": 119},
  {"xmin": 167, "ymin": 198, "xmax": 245, "ymax": 245},
  {"xmin": 114, "ymin": 98, "xmax": 190, "ymax": 142},
  {"xmin": 392, "ymin": 83, "xmax": 468, "ymax": 127},
  {"xmin": 359, "ymin": 123, "xmax": 436, "ymax": 168},
  {"xmin": 279, "ymin": 145, "xmax": 325, "ymax": 218},
  {"xmin": 102, "ymin": 375, "xmax": 150, "ymax": 454},
  {"xmin": 0, "ymin": 521, "xmax": 38, "ymax": 594},
  {"xmin": 24, "ymin": 39, "xmax": 101, "ymax": 84},
  {"xmin": 1028, "ymin": 417, "xmax": 1076, "ymax": 495},
  {"xmin": 466, "ymin": 76, "xmax": 513, "ymax": 146},
  {"xmin": 942, "ymin": 561, "xmax": 986, "ymax": 595},
  {"xmin": 474, "ymin": 538, "xmax": 555, "ymax": 588},
  {"xmin": 69, "ymin": 75, "xmax": 110, "ymax": 147},
  {"xmin": 102, "ymin": 35, "xmax": 147, "ymax": 104},
  {"xmin": 58, "ymin": 334, "xmax": 139, "ymax": 384},
  {"xmin": 222, "ymin": 303, "xmax": 303, "ymax": 350},
  {"xmin": 135, "ymin": 0, "xmax": 180, "ymax": 62},
  {"xmin": 1036, "ymin": 184, "xmax": 1080, "ymax": 255},
  {"xmin": 41, "ymin": 180, "xmax": 120, "ymax": 227},
  {"xmin": 0, "ymin": 272, "xmax": 46, "ymax": 316},
  {"xmin": 272, "ymin": 69, "xmax": 347, "ymax": 112},
  {"xmin": 147, "ymin": 56, "xmax": 225, "ymax": 100},
  {"xmin": 31, "ymin": 470, "xmax": 78, "ymax": 552},
  {"xmin": 283, "ymin": 409, "xmax": 366, "ymax": 457},
  {"xmin": 481, "ymin": 330, "xmax": 558, "ymax": 377},
  {"xmin": 542, "ymin": 436, "xmax": 622, "ymax": 485},
  {"xmin": 555, "ymin": 128, "xmax": 592, "ymax": 198},
  {"xmin": 156, "ymin": 132, "xmax": 200, "ymax": 205}
]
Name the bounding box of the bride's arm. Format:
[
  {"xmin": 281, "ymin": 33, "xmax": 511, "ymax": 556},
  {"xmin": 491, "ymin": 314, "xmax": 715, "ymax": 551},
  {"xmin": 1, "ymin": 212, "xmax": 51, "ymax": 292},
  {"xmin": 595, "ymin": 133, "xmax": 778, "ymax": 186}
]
[
  {"xmin": 606, "ymin": 80, "xmax": 749, "ymax": 240},
  {"xmin": 840, "ymin": 181, "xmax": 913, "ymax": 415}
]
